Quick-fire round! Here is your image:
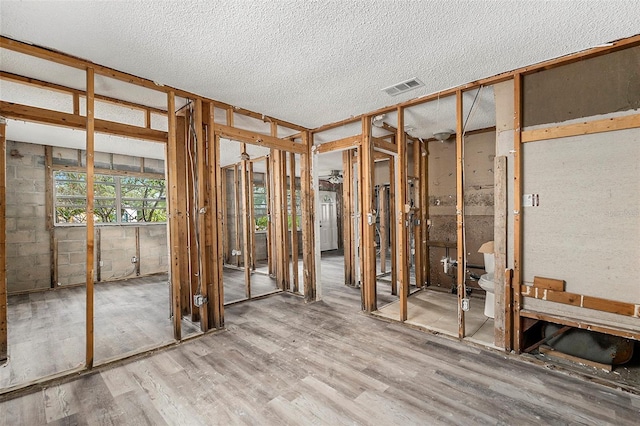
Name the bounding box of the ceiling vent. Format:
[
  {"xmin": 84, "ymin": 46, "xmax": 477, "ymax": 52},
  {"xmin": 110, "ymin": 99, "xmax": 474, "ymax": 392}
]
[{"xmin": 381, "ymin": 78, "xmax": 424, "ymax": 96}]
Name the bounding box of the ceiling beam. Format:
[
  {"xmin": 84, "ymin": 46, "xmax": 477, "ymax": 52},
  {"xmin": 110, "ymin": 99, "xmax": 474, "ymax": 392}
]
[
  {"xmin": 0, "ymin": 101, "xmax": 168, "ymax": 143},
  {"xmin": 314, "ymin": 134, "xmax": 361, "ymax": 154},
  {"xmin": 214, "ymin": 124, "xmax": 306, "ymax": 154}
]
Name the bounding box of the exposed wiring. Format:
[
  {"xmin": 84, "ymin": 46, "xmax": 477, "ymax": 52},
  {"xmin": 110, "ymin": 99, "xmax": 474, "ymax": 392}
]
[{"xmin": 187, "ymin": 100, "xmax": 203, "ymax": 297}]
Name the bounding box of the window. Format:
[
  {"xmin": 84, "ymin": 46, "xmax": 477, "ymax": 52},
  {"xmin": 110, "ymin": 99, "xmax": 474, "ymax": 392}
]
[
  {"xmin": 253, "ymin": 184, "xmax": 268, "ymax": 230},
  {"xmin": 54, "ymin": 171, "xmax": 166, "ymax": 224}
]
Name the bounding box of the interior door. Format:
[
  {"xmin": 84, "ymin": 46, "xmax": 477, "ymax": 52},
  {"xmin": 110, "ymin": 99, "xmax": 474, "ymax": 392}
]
[{"xmin": 319, "ymin": 191, "xmax": 338, "ymax": 251}]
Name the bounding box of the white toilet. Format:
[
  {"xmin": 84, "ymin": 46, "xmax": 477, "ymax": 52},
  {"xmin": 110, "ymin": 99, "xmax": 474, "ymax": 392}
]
[{"xmin": 477, "ymin": 242, "xmax": 495, "ymax": 319}]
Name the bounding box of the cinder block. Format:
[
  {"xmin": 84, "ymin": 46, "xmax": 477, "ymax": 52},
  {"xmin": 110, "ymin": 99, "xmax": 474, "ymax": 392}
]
[
  {"xmin": 18, "ymin": 242, "xmax": 49, "ymax": 256},
  {"xmin": 7, "ymin": 230, "xmax": 36, "ymax": 244}
]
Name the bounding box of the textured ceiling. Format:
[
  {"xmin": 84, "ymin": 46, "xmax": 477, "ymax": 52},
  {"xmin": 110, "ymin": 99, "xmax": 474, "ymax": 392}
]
[{"xmin": 2, "ymin": 0, "xmax": 639, "ymax": 130}]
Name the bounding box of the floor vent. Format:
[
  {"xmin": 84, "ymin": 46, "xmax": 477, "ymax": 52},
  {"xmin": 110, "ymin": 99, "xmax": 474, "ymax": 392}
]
[{"xmin": 381, "ymin": 78, "xmax": 424, "ymax": 96}]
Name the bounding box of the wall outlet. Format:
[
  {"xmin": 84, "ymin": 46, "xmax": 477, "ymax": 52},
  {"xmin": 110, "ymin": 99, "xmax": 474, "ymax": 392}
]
[
  {"xmin": 99, "ymin": 260, "xmax": 104, "ymax": 267},
  {"xmin": 131, "ymin": 256, "xmax": 138, "ymax": 264},
  {"xmin": 461, "ymin": 298, "xmax": 470, "ymax": 312},
  {"xmin": 523, "ymin": 193, "xmax": 539, "ymax": 207}
]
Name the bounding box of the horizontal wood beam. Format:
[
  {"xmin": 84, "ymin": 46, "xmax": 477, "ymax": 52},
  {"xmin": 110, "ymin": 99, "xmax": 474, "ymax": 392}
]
[
  {"xmin": 372, "ymin": 137, "xmax": 398, "ymax": 154},
  {"xmin": 0, "ymin": 71, "xmax": 168, "ymax": 114},
  {"xmin": 314, "ymin": 134, "xmax": 361, "ymax": 154},
  {"xmin": 214, "ymin": 124, "xmax": 306, "ymax": 154},
  {"xmin": 0, "ymin": 36, "xmax": 308, "ymax": 133},
  {"xmin": 0, "ymin": 101, "xmax": 168, "ymax": 142},
  {"xmin": 521, "ymin": 113, "xmax": 640, "ymax": 143},
  {"xmin": 521, "ymin": 285, "xmax": 639, "ymax": 317}
]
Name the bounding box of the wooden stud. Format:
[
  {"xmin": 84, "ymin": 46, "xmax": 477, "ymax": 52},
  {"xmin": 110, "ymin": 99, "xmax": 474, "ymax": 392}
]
[
  {"xmin": 379, "ymin": 186, "xmax": 387, "ymax": 275},
  {"xmin": 300, "ymin": 131, "xmax": 316, "ymax": 301},
  {"xmin": 420, "ymin": 140, "xmax": 429, "ymax": 287},
  {"xmin": 396, "ymin": 107, "xmax": 408, "ymax": 320},
  {"xmin": 220, "ymin": 167, "xmax": 229, "ymax": 264},
  {"xmin": 0, "ymin": 118, "xmax": 7, "ymax": 362},
  {"xmin": 494, "ymin": 156, "xmax": 508, "ymax": 349},
  {"xmin": 361, "ymin": 116, "xmax": 376, "ymax": 312},
  {"xmin": 372, "ymin": 137, "xmax": 398, "ymax": 154},
  {"xmin": 175, "ymin": 115, "xmax": 190, "ymax": 317},
  {"xmin": 342, "ymin": 151, "xmax": 354, "ymax": 285},
  {"xmin": 134, "ymin": 227, "xmax": 140, "ymax": 276},
  {"xmin": 233, "ymin": 164, "xmax": 241, "ymax": 267},
  {"xmin": 166, "ymin": 90, "xmax": 182, "ymax": 341},
  {"xmin": 520, "ymin": 310, "xmax": 640, "ymax": 341},
  {"xmin": 44, "ymin": 146, "xmax": 56, "ymax": 288},
  {"xmin": 249, "ymin": 161, "xmax": 256, "ymax": 271},
  {"xmin": 455, "ymin": 89, "xmax": 465, "ymax": 339},
  {"xmin": 85, "ymin": 67, "xmax": 96, "ymax": 369},
  {"xmin": 240, "ymin": 151, "xmax": 252, "ymax": 299},
  {"xmin": 145, "ymin": 109, "xmax": 152, "ymax": 129},
  {"xmin": 389, "ymin": 156, "xmax": 397, "ymax": 296},
  {"xmin": 265, "ymin": 156, "xmax": 273, "ymax": 276},
  {"xmin": 185, "ymin": 108, "xmax": 199, "ymax": 321},
  {"xmin": 513, "ymin": 74, "xmax": 523, "ymax": 352},
  {"xmin": 290, "ymin": 152, "xmax": 299, "ymax": 293},
  {"xmin": 280, "ymin": 151, "xmax": 291, "ymax": 290},
  {"xmin": 212, "ymin": 132, "xmax": 225, "ymax": 328},
  {"xmin": 214, "ymin": 124, "xmax": 306, "ymax": 155},
  {"xmin": 412, "ymin": 140, "xmax": 423, "ymax": 288},
  {"xmin": 504, "ymin": 269, "xmax": 513, "ymax": 352}
]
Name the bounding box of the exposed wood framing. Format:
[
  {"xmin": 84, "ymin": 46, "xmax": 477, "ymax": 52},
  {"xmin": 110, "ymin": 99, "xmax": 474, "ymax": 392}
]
[
  {"xmin": 1, "ymin": 36, "xmax": 308, "ymax": 133},
  {"xmin": 521, "ymin": 113, "xmax": 640, "ymax": 143},
  {"xmin": 280, "ymin": 151, "xmax": 291, "ymax": 290},
  {"xmin": 315, "ymin": 135, "xmax": 361, "ymax": 154},
  {"xmin": 85, "ymin": 68, "xmax": 96, "ymax": 368},
  {"xmin": 505, "ymin": 269, "xmax": 513, "ymax": 351},
  {"xmin": 265, "ymin": 156, "xmax": 273, "ymax": 276},
  {"xmin": 361, "ymin": 116, "xmax": 376, "ymax": 312},
  {"xmin": 221, "ymin": 167, "xmax": 229, "ymax": 264},
  {"xmin": 0, "ymin": 101, "xmax": 168, "ymax": 143},
  {"xmin": 455, "ymin": 90, "xmax": 465, "ymax": 339},
  {"xmin": 300, "ymin": 131, "xmax": 316, "ymax": 301},
  {"xmin": 240, "ymin": 151, "xmax": 252, "ymax": 299},
  {"xmin": 420, "ymin": 139, "xmax": 428, "ymax": 287},
  {"xmin": 134, "ymin": 227, "xmax": 140, "ymax": 276},
  {"xmin": 166, "ymin": 90, "xmax": 182, "ymax": 341},
  {"xmin": 289, "ymin": 152, "xmax": 299, "ymax": 293},
  {"xmin": 379, "ymin": 186, "xmax": 387, "ymax": 275},
  {"xmin": 186, "ymin": 107, "xmax": 199, "ymax": 321},
  {"xmin": 44, "ymin": 146, "xmax": 56, "ymax": 288},
  {"xmin": 211, "ymin": 132, "xmax": 225, "ymax": 329},
  {"xmin": 175, "ymin": 115, "xmax": 190, "ymax": 318},
  {"xmin": 513, "ymin": 74, "xmax": 523, "ymax": 352},
  {"xmin": 396, "ymin": 107, "xmax": 408, "ymax": 320},
  {"xmin": 248, "ymin": 161, "xmax": 256, "ymax": 271},
  {"xmin": 54, "ymin": 164, "xmax": 163, "ymax": 180},
  {"xmin": 372, "ymin": 137, "xmax": 398, "ymax": 154},
  {"xmin": 233, "ymin": 164, "xmax": 241, "ymax": 267},
  {"xmin": 389, "ymin": 157, "xmax": 397, "ymax": 295},
  {"xmin": 342, "ymin": 150, "xmax": 355, "ymax": 286},
  {"xmin": 0, "ymin": 118, "xmax": 6, "ymax": 362},
  {"xmin": 494, "ymin": 156, "xmax": 508, "ymax": 348},
  {"xmin": 214, "ymin": 124, "xmax": 306, "ymax": 154},
  {"xmin": 412, "ymin": 140, "xmax": 423, "ymax": 288}
]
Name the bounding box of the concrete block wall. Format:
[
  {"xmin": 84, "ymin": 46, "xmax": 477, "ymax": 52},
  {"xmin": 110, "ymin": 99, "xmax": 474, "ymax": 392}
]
[
  {"xmin": 5, "ymin": 141, "xmax": 51, "ymax": 292},
  {"xmin": 6, "ymin": 141, "xmax": 169, "ymax": 293}
]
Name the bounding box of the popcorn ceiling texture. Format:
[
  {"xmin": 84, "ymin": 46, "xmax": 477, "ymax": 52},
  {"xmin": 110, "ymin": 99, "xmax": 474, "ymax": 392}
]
[{"xmin": 1, "ymin": 0, "xmax": 639, "ymax": 131}]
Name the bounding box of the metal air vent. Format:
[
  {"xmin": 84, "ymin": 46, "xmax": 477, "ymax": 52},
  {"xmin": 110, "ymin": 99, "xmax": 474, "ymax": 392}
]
[{"xmin": 381, "ymin": 78, "xmax": 424, "ymax": 96}]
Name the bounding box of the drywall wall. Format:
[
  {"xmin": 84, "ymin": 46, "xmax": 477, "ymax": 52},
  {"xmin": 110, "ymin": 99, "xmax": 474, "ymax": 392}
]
[
  {"xmin": 523, "ymin": 45, "xmax": 640, "ymax": 127},
  {"xmin": 521, "ymin": 127, "xmax": 640, "ymax": 323}
]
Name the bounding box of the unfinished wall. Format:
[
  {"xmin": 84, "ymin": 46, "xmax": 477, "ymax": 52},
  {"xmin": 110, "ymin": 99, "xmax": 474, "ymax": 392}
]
[{"xmin": 5, "ymin": 141, "xmax": 50, "ymax": 292}]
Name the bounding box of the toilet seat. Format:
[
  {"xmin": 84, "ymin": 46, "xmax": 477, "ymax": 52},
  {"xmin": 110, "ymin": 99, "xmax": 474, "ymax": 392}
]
[
  {"xmin": 478, "ymin": 273, "xmax": 495, "ymax": 319},
  {"xmin": 478, "ymin": 273, "xmax": 494, "ymax": 292}
]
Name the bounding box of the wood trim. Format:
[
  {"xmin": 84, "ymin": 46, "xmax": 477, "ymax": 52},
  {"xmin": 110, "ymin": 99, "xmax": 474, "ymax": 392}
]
[
  {"xmin": 0, "ymin": 119, "xmax": 6, "ymax": 362},
  {"xmin": 521, "ymin": 285, "xmax": 638, "ymax": 318},
  {"xmin": 85, "ymin": 68, "xmax": 96, "ymax": 369},
  {"xmin": 513, "ymin": 74, "xmax": 523, "ymax": 352},
  {"xmin": 396, "ymin": 107, "xmax": 408, "ymax": 321},
  {"xmin": 521, "ymin": 113, "xmax": 640, "ymax": 143},
  {"xmin": 455, "ymin": 90, "xmax": 465, "ymax": 339},
  {"xmin": 166, "ymin": 90, "xmax": 182, "ymax": 340},
  {"xmin": 519, "ymin": 310, "xmax": 640, "ymax": 341},
  {"xmin": 214, "ymin": 124, "xmax": 306, "ymax": 154},
  {"xmin": 314, "ymin": 135, "xmax": 361, "ymax": 154},
  {"xmin": 0, "ymin": 101, "xmax": 168, "ymax": 143}
]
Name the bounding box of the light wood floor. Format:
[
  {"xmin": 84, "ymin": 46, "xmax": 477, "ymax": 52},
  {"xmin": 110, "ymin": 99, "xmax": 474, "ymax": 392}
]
[{"xmin": 1, "ymin": 255, "xmax": 639, "ymax": 424}]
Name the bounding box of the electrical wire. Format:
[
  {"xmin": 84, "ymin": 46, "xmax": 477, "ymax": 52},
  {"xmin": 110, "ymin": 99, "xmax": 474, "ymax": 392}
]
[{"xmin": 187, "ymin": 100, "xmax": 203, "ymax": 296}]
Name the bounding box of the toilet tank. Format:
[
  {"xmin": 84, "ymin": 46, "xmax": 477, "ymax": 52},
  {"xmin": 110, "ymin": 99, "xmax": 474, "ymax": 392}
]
[{"xmin": 483, "ymin": 252, "xmax": 495, "ymax": 274}]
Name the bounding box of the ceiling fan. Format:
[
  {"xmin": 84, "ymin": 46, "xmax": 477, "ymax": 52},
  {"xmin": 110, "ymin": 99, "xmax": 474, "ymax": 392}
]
[{"xmin": 319, "ymin": 170, "xmax": 343, "ymax": 184}]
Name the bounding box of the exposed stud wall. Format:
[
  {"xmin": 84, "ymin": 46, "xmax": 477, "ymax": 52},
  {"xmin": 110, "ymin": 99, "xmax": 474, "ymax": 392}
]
[{"xmin": 2, "ymin": 2, "xmax": 639, "ymax": 129}]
